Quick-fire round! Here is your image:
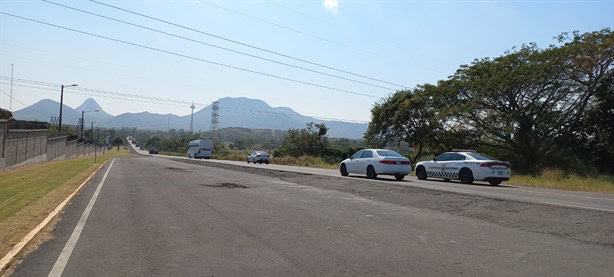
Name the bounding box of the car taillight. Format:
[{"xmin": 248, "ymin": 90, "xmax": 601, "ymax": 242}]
[
  {"xmin": 480, "ymin": 162, "xmax": 510, "ymax": 167},
  {"xmin": 379, "ymin": 160, "xmax": 410, "ymax": 165}
]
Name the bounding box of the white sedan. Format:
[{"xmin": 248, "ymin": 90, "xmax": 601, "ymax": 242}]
[
  {"xmin": 415, "ymin": 150, "xmax": 511, "ymax": 186},
  {"xmin": 339, "ymin": 149, "xmax": 411, "ymax": 181},
  {"xmin": 247, "ymin": 151, "xmax": 269, "ymax": 164}
]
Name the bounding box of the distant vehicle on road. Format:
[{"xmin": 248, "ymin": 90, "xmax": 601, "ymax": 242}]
[
  {"xmin": 340, "ymin": 149, "xmax": 411, "ymax": 181},
  {"xmin": 149, "ymin": 147, "xmax": 159, "ymax": 154},
  {"xmin": 188, "ymin": 139, "xmax": 213, "ymax": 159},
  {"xmin": 247, "ymin": 151, "xmax": 269, "ymax": 164},
  {"xmin": 415, "ymin": 150, "xmax": 511, "ymax": 186}
]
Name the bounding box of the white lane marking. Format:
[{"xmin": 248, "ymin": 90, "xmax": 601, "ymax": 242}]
[
  {"xmin": 48, "ymin": 159, "xmax": 116, "ymax": 277},
  {"xmin": 538, "ymin": 201, "xmax": 614, "ymax": 213},
  {"xmin": 0, "ymin": 160, "xmax": 108, "ymax": 273}
]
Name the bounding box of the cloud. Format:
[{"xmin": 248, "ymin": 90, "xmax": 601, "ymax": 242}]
[{"xmin": 323, "ymin": 0, "xmax": 339, "ymax": 15}]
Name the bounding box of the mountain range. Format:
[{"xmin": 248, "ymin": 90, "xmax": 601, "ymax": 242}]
[{"xmin": 12, "ymin": 97, "xmax": 368, "ymax": 139}]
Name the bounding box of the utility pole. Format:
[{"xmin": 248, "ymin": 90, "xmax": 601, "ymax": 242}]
[
  {"xmin": 58, "ymin": 83, "xmax": 78, "ymax": 133},
  {"xmin": 103, "ymin": 128, "xmax": 107, "ymax": 154},
  {"xmin": 81, "ymin": 111, "xmax": 85, "ymax": 140},
  {"xmin": 59, "ymin": 85, "xmax": 65, "ymax": 133},
  {"xmin": 210, "ymin": 101, "xmax": 219, "ymax": 142},
  {"xmin": 81, "ymin": 109, "xmax": 98, "ymax": 141},
  {"xmin": 95, "ymin": 127, "xmax": 99, "ymax": 163},
  {"xmin": 91, "ymin": 121, "xmax": 94, "ymax": 142},
  {"xmin": 9, "ymin": 64, "xmax": 13, "ymax": 112},
  {"xmin": 190, "ymin": 101, "xmax": 195, "ymax": 134}
]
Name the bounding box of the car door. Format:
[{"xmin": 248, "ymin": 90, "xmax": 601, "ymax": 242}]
[
  {"xmin": 428, "ymin": 153, "xmax": 451, "ymax": 178},
  {"xmin": 357, "ymin": 150, "xmax": 374, "ymax": 173},
  {"xmin": 442, "ymin": 153, "xmax": 465, "ymax": 179},
  {"xmin": 346, "ymin": 151, "xmax": 363, "ymax": 173}
]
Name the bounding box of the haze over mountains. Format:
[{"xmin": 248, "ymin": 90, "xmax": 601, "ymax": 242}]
[{"xmin": 13, "ymin": 97, "xmax": 368, "ymax": 139}]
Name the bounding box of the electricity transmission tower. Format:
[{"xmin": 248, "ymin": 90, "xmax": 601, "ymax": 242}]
[
  {"xmin": 189, "ymin": 101, "xmax": 195, "ymax": 134},
  {"xmin": 210, "ymin": 101, "xmax": 219, "ymax": 142}
]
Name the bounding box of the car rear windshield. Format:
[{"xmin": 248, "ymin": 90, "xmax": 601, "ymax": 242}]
[
  {"xmin": 468, "ymin": 153, "xmax": 496, "ymax": 160},
  {"xmin": 376, "ymin": 150, "xmax": 401, "ymax": 157}
]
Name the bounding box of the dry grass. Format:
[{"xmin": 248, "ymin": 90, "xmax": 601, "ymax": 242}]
[
  {"xmin": 270, "ymin": 156, "xmax": 337, "ymax": 169},
  {"xmin": 509, "ymin": 168, "xmax": 614, "ymax": 194},
  {"xmin": 0, "ymin": 149, "xmax": 134, "ymax": 258}
]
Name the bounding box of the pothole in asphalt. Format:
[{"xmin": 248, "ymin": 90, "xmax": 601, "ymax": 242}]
[
  {"xmin": 202, "ymin": 182, "xmax": 250, "ymax": 189},
  {"xmin": 165, "ymin": 166, "xmax": 188, "ymax": 172}
]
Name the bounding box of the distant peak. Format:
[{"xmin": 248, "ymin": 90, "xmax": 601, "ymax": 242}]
[{"xmin": 76, "ymin": 97, "xmax": 104, "ymax": 112}]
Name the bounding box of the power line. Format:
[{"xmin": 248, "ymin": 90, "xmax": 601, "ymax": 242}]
[
  {"xmin": 0, "ymin": 76, "xmax": 207, "ymax": 106},
  {"xmin": 0, "ymin": 79, "xmax": 369, "ymax": 123},
  {"xmin": 198, "ymin": 0, "xmax": 348, "ymax": 48},
  {"xmin": 265, "ymin": 0, "xmax": 342, "ymax": 29},
  {"xmin": 219, "ymin": 106, "xmax": 369, "ymax": 123},
  {"xmin": 44, "ymin": 0, "xmax": 396, "ymax": 91},
  {"xmin": 88, "ymin": 0, "xmax": 407, "ymax": 88},
  {"xmin": 0, "ymin": 88, "xmax": 27, "ymax": 107},
  {"xmin": 0, "ymin": 12, "xmax": 380, "ymax": 99},
  {"xmin": 0, "ymin": 82, "xmax": 190, "ymax": 108}
]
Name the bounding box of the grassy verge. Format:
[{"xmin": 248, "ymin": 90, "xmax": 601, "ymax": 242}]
[
  {"xmin": 509, "ymin": 168, "xmax": 614, "ymax": 194},
  {"xmin": 0, "ymin": 149, "xmax": 134, "ymax": 258}
]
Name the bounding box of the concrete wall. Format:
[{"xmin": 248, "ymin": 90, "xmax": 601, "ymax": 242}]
[
  {"xmin": 75, "ymin": 143, "xmax": 83, "ymax": 158},
  {"xmin": 66, "ymin": 140, "xmax": 77, "ymax": 159},
  {"xmin": 3, "ymin": 129, "xmax": 48, "ymax": 169},
  {"xmin": 0, "ymin": 120, "xmax": 6, "ymax": 169},
  {"xmin": 47, "ymin": 136, "xmax": 68, "ymax": 161},
  {"xmin": 0, "ymin": 121, "xmax": 100, "ymax": 170}
]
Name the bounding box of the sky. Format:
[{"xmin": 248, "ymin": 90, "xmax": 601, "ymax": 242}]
[{"xmin": 0, "ymin": 0, "xmax": 612, "ymax": 123}]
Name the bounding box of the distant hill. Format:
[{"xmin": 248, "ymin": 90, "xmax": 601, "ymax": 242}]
[
  {"xmin": 13, "ymin": 97, "xmax": 368, "ymax": 139},
  {"xmin": 13, "ymin": 99, "xmax": 81, "ymax": 124}
]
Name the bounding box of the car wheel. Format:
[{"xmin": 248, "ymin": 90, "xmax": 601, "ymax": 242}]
[
  {"xmin": 247, "ymin": 159, "xmax": 250, "ymax": 163},
  {"xmin": 340, "ymin": 163, "xmax": 348, "ymax": 176},
  {"xmin": 367, "ymin": 165, "xmax": 377, "ymax": 179},
  {"xmin": 443, "ymin": 178, "xmax": 451, "ymax": 182},
  {"xmin": 489, "ymin": 180, "xmax": 502, "ymax": 186},
  {"xmin": 416, "ymin": 166, "xmax": 427, "ymax": 180},
  {"xmin": 394, "ymin": 174, "xmax": 405, "ymax": 181},
  {"xmin": 265, "ymin": 160, "xmax": 269, "ymax": 165},
  {"xmin": 459, "ymin": 168, "xmax": 474, "ymax": 184}
]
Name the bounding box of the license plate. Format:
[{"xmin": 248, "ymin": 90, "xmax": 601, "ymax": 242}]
[
  {"xmin": 396, "ymin": 161, "xmax": 401, "ymax": 165},
  {"xmin": 497, "ymin": 171, "xmax": 503, "ymax": 175}
]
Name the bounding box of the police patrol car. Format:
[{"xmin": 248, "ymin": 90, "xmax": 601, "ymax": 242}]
[{"xmin": 415, "ymin": 150, "xmax": 511, "ymax": 186}]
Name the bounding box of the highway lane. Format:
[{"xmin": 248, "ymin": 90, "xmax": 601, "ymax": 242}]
[
  {"xmin": 12, "ymin": 156, "xmax": 614, "ymax": 276},
  {"xmin": 150, "ymin": 152, "xmax": 614, "ymax": 213}
]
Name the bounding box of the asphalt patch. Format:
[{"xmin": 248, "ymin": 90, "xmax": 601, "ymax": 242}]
[
  {"xmin": 164, "ymin": 166, "xmax": 188, "ymax": 172},
  {"xmin": 203, "ymin": 182, "xmax": 250, "ymax": 189}
]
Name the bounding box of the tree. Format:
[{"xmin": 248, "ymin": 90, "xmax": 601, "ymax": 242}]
[
  {"xmin": 366, "ymin": 28, "xmax": 613, "ymax": 174},
  {"xmin": 365, "ymin": 85, "xmax": 446, "ymax": 161},
  {"xmin": 440, "ymin": 29, "xmax": 612, "ymax": 173},
  {"xmin": 280, "ymin": 122, "xmax": 330, "ymax": 157}
]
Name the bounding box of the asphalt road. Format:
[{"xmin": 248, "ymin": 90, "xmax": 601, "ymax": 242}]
[
  {"xmin": 138, "ymin": 147, "xmax": 614, "ymax": 213},
  {"xmin": 11, "ymin": 156, "xmax": 614, "ymax": 276}
]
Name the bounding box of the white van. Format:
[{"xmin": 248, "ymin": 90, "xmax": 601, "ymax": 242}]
[{"xmin": 188, "ymin": 139, "xmax": 213, "ymax": 159}]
